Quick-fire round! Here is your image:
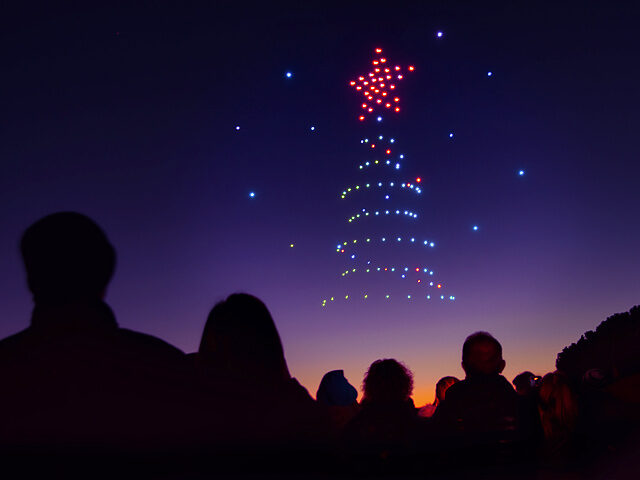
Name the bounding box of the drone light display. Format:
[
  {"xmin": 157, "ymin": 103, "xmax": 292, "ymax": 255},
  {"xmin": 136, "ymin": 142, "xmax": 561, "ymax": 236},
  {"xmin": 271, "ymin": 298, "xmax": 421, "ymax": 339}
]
[{"xmin": 322, "ymin": 47, "xmax": 455, "ymax": 305}]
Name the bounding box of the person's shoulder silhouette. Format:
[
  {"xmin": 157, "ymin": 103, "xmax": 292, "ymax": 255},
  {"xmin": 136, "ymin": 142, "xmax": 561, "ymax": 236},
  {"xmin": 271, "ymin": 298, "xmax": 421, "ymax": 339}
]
[{"xmin": 0, "ymin": 212, "xmax": 187, "ymax": 452}]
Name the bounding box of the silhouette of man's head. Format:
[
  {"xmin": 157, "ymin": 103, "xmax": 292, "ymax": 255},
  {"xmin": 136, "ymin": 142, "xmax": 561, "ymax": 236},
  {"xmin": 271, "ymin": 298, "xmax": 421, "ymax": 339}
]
[
  {"xmin": 199, "ymin": 293, "xmax": 290, "ymax": 382},
  {"xmin": 21, "ymin": 212, "xmax": 116, "ymax": 304},
  {"xmin": 316, "ymin": 370, "xmax": 358, "ymax": 406},
  {"xmin": 513, "ymin": 371, "xmax": 537, "ymax": 395},
  {"xmin": 362, "ymin": 358, "xmax": 413, "ymax": 404},
  {"xmin": 461, "ymin": 332, "xmax": 505, "ymax": 377}
]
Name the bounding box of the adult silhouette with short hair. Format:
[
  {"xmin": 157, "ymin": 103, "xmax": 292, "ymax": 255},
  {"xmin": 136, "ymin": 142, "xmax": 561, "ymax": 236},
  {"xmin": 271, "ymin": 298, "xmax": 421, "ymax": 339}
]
[
  {"xmin": 0, "ymin": 212, "xmax": 188, "ymax": 457},
  {"xmin": 434, "ymin": 332, "xmax": 539, "ymax": 471},
  {"xmin": 193, "ymin": 293, "xmax": 327, "ymax": 460}
]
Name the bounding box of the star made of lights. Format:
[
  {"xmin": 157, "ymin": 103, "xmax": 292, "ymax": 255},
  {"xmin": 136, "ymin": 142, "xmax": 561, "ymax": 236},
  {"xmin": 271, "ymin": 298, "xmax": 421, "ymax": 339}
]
[{"xmin": 348, "ymin": 47, "xmax": 415, "ymax": 121}]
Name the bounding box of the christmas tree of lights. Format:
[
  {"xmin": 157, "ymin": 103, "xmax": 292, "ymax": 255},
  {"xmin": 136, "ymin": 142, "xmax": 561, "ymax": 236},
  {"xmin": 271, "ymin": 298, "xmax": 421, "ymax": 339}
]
[{"xmin": 321, "ymin": 47, "xmax": 455, "ymax": 307}]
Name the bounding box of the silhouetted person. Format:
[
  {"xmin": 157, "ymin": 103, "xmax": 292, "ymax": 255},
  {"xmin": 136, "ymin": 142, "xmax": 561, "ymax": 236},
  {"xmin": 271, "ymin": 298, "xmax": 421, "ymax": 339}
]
[
  {"xmin": 418, "ymin": 376, "xmax": 459, "ymax": 418},
  {"xmin": 0, "ymin": 212, "xmax": 188, "ymax": 461},
  {"xmin": 434, "ymin": 332, "xmax": 539, "ymax": 471},
  {"xmin": 192, "ymin": 293, "xmax": 327, "ymax": 458},
  {"xmin": 342, "ymin": 359, "xmax": 421, "ymax": 471},
  {"xmin": 316, "ymin": 369, "xmax": 360, "ymax": 434},
  {"xmin": 513, "ymin": 371, "xmax": 539, "ymax": 397}
]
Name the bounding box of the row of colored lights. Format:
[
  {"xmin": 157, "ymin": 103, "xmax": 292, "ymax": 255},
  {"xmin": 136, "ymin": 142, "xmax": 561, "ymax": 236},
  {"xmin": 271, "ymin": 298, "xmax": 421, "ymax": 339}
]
[
  {"xmin": 336, "ymin": 237, "xmax": 435, "ymax": 252},
  {"xmin": 340, "ymin": 180, "xmax": 423, "ymax": 199},
  {"xmin": 358, "ymin": 157, "xmax": 404, "ymax": 170},
  {"xmin": 361, "ymin": 135, "xmax": 395, "ymax": 145},
  {"xmin": 348, "ymin": 208, "xmax": 418, "ymax": 223},
  {"xmin": 321, "ymin": 293, "xmax": 455, "ymax": 306},
  {"xmin": 341, "ymin": 266, "xmax": 437, "ymax": 278}
]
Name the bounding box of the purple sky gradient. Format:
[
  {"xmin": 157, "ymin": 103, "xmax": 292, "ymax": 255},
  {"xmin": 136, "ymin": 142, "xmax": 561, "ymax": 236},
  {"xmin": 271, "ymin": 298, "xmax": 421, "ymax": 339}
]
[{"xmin": 1, "ymin": 2, "xmax": 638, "ymax": 405}]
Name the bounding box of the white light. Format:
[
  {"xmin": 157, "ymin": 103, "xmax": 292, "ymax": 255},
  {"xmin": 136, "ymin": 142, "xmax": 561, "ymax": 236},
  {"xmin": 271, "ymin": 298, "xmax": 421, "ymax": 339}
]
[
  {"xmin": 390, "ymin": 182, "xmax": 394, "ymax": 186},
  {"xmin": 519, "ymin": 170, "xmax": 525, "ymax": 176},
  {"xmin": 249, "ymin": 192, "xmax": 255, "ymax": 198},
  {"xmin": 411, "ymin": 238, "xmax": 415, "ymax": 242},
  {"xmin": 365, "ymin": 138, "xmax": 369, "ymax": 142},
  {"xmin": 377, "ymin": 116, "xmax": 382, "ymax": 122},
  {"xmin": 310, "ymin": 126, "xmax": 315, "ymax": 131},
  {"xmin": 360, "ymin": 140, "xmax": 364, "ymax": 144},
  {"xmin": 430, "ymin": 242, "xmax": 435, "ymax": 247},
  {"xmin": 385, "ymin": 195, "xmax": 389, "ymax": 199},
  {"xmin": 378, "ymin": 135, "xmax": 383, "ymax": 140},
  {"xmin": 399, "ymin": 154, "xmax": 404, "ymax": 159},
  {"xmin": 437, "ymin": 31, "xmax": 443, "ymax": 38},
  {"xmin": 390, "ymin": 138, "xmax": 395, "ymax": 143},
  {"xmin": 401, "ymin": 274, "xmax": 405, "ymax": 278},
  {"xmin": 473, "ymin": 225, "xmax": 479, "ymax": 231},
  {"xmin": 449, "ymin": 132, "xmax": 454, "ymax": 138},
  {"xmin": 382, "ymin": 237, "xmax": 386, "ymax": 241},
  {"xmin": 386, "ymin": 160, "xmax": 391, "ymax": 164},
  {"xmin": 395, "ymin": 163, "xmax": 400, "ymax": 169},
  {"xmin": 378, "ymin": 182, "xmax": 382, "ymax": 186},
  {"xmin": 487, "ymin": 71, "xmax": 493, "ymax": 77},
  {"xmin": 285, "ymin": 71, "xmax": 292, "ymax": 78},
  {"xmin": 424, "ymin": 240, "xmax": 428, "ymax": 245},
  {"xmin": 351, "ymin": 254, "xmax": 355, "ymax": 259},
  {"xmin": 397, "ymin": 237, "xmax": 401, "ymax": 241}
]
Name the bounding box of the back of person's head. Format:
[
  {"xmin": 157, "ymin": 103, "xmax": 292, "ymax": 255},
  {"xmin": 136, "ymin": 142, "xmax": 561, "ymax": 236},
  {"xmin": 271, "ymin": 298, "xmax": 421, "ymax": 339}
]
[
  {"xmin": 435, "ymin": 376, "xmax": 459, "ymax": 404},
  {"xmin": 21, "ymin": 212, "xmax": 116, "ymax": 304},
  {"xmin": 462, "ymin": 331, "xmax": 505, "ymax": 377},
  {"xmin": 362, "ymin": 358, "xmax": 413, "ymax": 404},
  {"xmin": 513, "ymin": 371, "xmax": 537, "ymax": 395},
  {"xmin": 199, "ymin": 293, "xmax": 290, "ymax": 382},
  {"xmin": 316, "ymin": 370, "xmax": 358, "ymax": 406},
  {"xmin": 538, "ymin": 371, "xmax": 578, "ymax": 440}
]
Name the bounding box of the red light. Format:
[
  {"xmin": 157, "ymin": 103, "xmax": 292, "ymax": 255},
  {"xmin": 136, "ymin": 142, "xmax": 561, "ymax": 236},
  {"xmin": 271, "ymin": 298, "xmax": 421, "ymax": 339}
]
[
  {"xmin": 395, "ymin": 66, "xmax": 400, "ymax": 71},
  {"xmin": 437, "ymin": 284, "xmax": 442, "ymax": 289},
  {"xmin": 418, "ymin": 279, "xmax": 422, "ymax": 283},
  {"xmin": 368, "ymin": 108, "xmax": 373, "ymax": 112},
  {"xmin": 369, "ymin": 72, "xmax": 374, "ymax": 77},
  {"xmin": 386, "ymin": 149, "xmax": 391, "ymax": 154},
  {"xmin": 376, "ymin": 99, "xmax": 382, "ymax": 104},
  {"xmin": 356, "ymin": 86, "xmax": 362, "ymax": 90},
  {"xmin": 384, "ymin": 68, "xmax": 390, "ymax": 73},
  {"xmin": 374, "ymin": 89, "xmax": 380, "ymax": 93},
  {"xmin": 380, "ymin": 58, "xmax": 386, "ymax": 62},
  {"xmin": 384, "ymin": 268, "xmax": 388, "ymax": 271},
  {"xmin": 378, "ymin": 77, "xmax": 384, "ymax": 81},
  {"xmin": 371, "ymin": 144, "xmax": 375, "ymax": 148},
  {"xmin": 374, "ymin": 68, "xmax": 380, "ymax": 73},
  {"xmin": 372, "ymin": 78, "xmax": 377, "ymax": 82},
  {"xmin": 370, "ymin": 86, "xmax": 375, "ymax": 90},
  {"xmin": 395, "ymin": 107, "xmax": 400, "ymax": 112},
  {"xmin": 373, "ymin": 60, "xmax": 379, "ymax": 65},
  {"xmin": 359, "ymin": 116, "xmax": 365, "ymax": 121},
  {"xmin": 394, "ymin": 97, "xmax": 399, "ymax": 102},
  {"xmin": 416, "ymin": 177, "xmax": 421, "ymax": 183},
  {"xmin": 350, "ymin": 81, "xmax": 356, "ymax": 86},
  {"xmin": 386, "ymin": 75, "xmax": 391, "ymax": 79},
  {"xmin": 382, "ymin": 91, "xmax": 387, "ymax": 96},
  {"xmin": 416, "ymin": 268, "xmax": 419, "ymax": 272},
  {"xmin": 363, "ymin": 81, "xmax": 369, "ymax": 85},
  {"xmin": 408, "ymin": 65, "xmax": 415, "ymax": 71},
  {"xmin": 390, "ymin": 84, "xmax": 396, "ymax": 89},
  {"xmin": 398, "ymin": 75, "xmax": 403, "ymax": 79},
  {"xmin": 375, "ymin": 48, "xmax": 382, "ymax": 53},
  {"xmin": 358, "ymin": 76, "xmax": 364, "ymax": 81},
  {"xmin": 385, "ymin": 103, "xmax": 391, "ymax": 108}
]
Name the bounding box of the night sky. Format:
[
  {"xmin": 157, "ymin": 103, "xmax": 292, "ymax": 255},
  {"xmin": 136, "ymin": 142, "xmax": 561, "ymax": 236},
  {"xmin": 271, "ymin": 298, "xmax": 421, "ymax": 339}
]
[{"xmin": 1, "ymin": 2, "xmax": 639, "ymax": 405}]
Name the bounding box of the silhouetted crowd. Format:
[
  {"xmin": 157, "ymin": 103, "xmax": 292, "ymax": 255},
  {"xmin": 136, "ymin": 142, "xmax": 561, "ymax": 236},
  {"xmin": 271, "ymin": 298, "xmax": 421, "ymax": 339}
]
[{"xmin": 0, "ymin": 213, "xmax": 638, "ymax": 479}]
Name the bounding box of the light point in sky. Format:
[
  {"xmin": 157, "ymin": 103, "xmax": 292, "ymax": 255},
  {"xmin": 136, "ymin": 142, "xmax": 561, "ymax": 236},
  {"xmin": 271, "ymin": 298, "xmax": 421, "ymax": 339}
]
[
  {"xmin": 519, "ymin": 169, "xmax": 525, "ymax": 176},
  {"xmin": 285, "ymin": 71, "xmax": 292, "ymax": 78},
  {"xmin": 310, "ymin": 126, "xmax": 315, "ymax": 131},
  {"xmin": 449, "ymin": 132, "xmax": 454, "ymax": 138},
  {"xmin": 235, "ymin": 125, "xmax": 240, "ymax": 131},
  {"xmin": 377, "ymin": 116, "xmax": 383, "ymax": 122},
  {"xmin": 289, "ymin": 243, "xmax": 294, "ymax": 248},
  {"xmin": 249, "ymin": 191, "xmax": 255, "ymax": 198},
  {"xmin": 473, "ymin": 225, "xmax": 479, "ymax": 231},
  {"xmin": 487, "ymin": 71, "xmax": 493, "ymax": 77},
  {"xmin": 436, "ymin": 31, "xmax": 444, "ymax": 38}
]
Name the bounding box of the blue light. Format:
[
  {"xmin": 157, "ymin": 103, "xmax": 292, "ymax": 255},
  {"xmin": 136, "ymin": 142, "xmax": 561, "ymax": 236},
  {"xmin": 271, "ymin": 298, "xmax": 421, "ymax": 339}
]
[
  {"xmin": 249, "ymin": 192, "xmax": 255, "ymax": 198},
  {"xmin": 437, "ymin": 31, "xmax": 443, "ymax": 38},
  {"xmin": 395, "ymin": 163, "xmax": 400, "ymax": 169},
  {"xmin": 449, "ymin": 132, "xmax": 454, "ymax": 138},
  {"xmin": 235, "ymin": 125, "xmax": 240, "ymax": 131},
  {"xmin": 385, "ymin": 195, "xmax": 389, "ymax": 199},
  {"xmin": 487, "ymin": 71, "xmax": 493, "ymax": 77},
  {"xmin": 285, "ymin": 71, "xmax": 292, "ymax": 78},
  {"xmin": 390, "ymin": 138, "xmax": 395, "ymax": 143},
  {"xmin": 429, "ymin": 242, "xmax": 435, "ymax": 247},
  {"xmin": 310, "ymin": 126, "xmax": 315, "ymax": 131},
  {"xmin": 399, "ymin": 154, "xmax": 404, "ymax": 159},
  {"xmin": 378, "ymin": 135, "xmax": 383, "ymax": 140},
  {"xmin": 351, "ymin": 254, "xmax": 355, "ymax": 259},
  {"xmin": 377, "ymin": 116, "xmax": 382, "ymax": 122},
  {"xmin": 518, "ymin": 169, "xmax": 525, "ymax": 176},
  {"xmin": 473, "ymin": 225, "xmax": 479, "ymax": 231}
]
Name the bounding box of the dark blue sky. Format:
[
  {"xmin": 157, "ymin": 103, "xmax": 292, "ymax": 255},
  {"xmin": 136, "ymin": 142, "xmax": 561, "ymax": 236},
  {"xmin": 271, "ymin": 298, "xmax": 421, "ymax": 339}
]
[{"xmin": 1, "ymin": 1, "xmax": 638, "ymax": 404}]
